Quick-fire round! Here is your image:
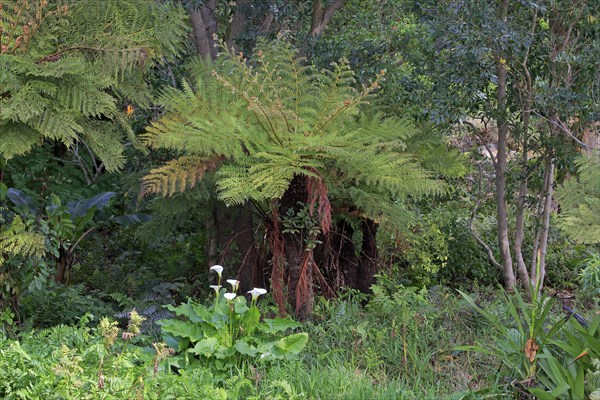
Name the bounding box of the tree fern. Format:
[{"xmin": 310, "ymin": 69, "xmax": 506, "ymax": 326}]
[
  {"xmin": 556, "ymin": 154, "xmax": 600, "ymax": 243},
  {"xmin": 143, "ymin": 39, "xmax": 461, "ymax": 229},
  {"xmin": 143, "ymin": 39, "xmax": 466, "ymax": 316},
  {"xmin": 0, "ymin": 215, "xmax": 45, "ymax": 265},
  {"xmin": 0, "ymin": 0, "xmax": 187, "ymax": 172}
]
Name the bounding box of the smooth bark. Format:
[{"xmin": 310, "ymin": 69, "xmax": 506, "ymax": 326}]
[
  {"xmin": 308, "ymin": 0, "xmax": 344, "ymax": 38},
  {"xmin": 189, "ymin": 1, "xmax": 217, "ymax": 61}
]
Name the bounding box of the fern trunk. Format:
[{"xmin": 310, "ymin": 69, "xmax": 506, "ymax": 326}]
[
  {"xmin": 317, "ymin": 218, "xmax": 379, "ymax": 293},
  {"xmin": 279, "ymin": 175, "xmax": 313, "ymax": 320}
]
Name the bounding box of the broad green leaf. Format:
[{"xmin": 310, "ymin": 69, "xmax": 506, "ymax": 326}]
[
  {"xmin": 74, "ymin": 208, "xmax": 95, "ymax": 231},
  {"xmin": 111, "ymin": 214, "xmax": 152, "ymax": 225},
  {"xmin": 162, "ymin": 333, "xmax": 181, "ymax": 352},
  {"xmin": 260, "ymin": 317, "xmax": 302, "ymax": 333},
  {"xmin": 7, "ymin": 188, "xmax": 34, "ymax": 209},
  {"xmin": 234, "ymin": 340, "xmax": 258, "ymax": 357},
  {"xmin": 528, "ymin": 388, "xmax": 562, "ymax": 400},
  {"xmin": 158, "ymin": 319, "xmax": 204, "ymax": 341},
  {"xmin": 189, "ymin": 337, "xmax": 219, "ymax": 357},
  {"xmin": 68, "ymin": 192, "xmax": 115, "ymax": 218},
  {"xmin": 234, "ymin": 301, "xmax": 250, "ymax": 315},
  {"xmin": 214, "ymin": 345, "xmax": 235, "ymax": 359},
  {"xmin": 273, "ymin": 332, "xmax": 308, "ymax": 357},
  {"xmin": 201, "ymin": 322, "xmax": 219, "ymax": 338},
  {"xmin": 242, "ymin": 306, "xmax": 260, "ymax": 333},
  {"xmin": 191, "ymin": 303, "xmax": 212, "ymax": 322}
]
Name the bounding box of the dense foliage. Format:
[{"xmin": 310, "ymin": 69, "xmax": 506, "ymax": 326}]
[{"xmin": 0, "ymin": 0, "xmax": 598, "ymax": 398}]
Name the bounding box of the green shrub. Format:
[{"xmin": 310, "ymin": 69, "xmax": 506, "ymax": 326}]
[
  {"xmin": 456, "ymin": 285, "xmax": 600, "ymax": 398},
  {"xmin": 157, "ymin": 266, "xmax": 308, "ymax": 380},
  {"xmin": 0, "ymin": 313, "xmax": 234, "ymax": 399},
  {"xmin": 579, "ymin": 254, "xmax": 600, "ymax": 300},
  {"xmin": 20, "ymin": 282, "xmax": 114, "ymax": 328}
]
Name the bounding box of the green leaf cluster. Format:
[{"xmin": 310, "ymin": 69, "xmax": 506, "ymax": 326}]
[
  {"xmin": 0, "ymin": 318, "xmax": 229, "ymax": 399},
  {"xmin": 158, "ymin": 277, "xmax": 307, "ymax": 379},
  {"xmin": 0, "ymin": 0, "xmax": 188, "ymax": 171},
  {"xmin": 556, "ymin": 155, "xmax": 600, "ymax": 244},
  {"xmin": 143, "ymin": 39, "xmax": 462, "ymax": 228},
  {"xmin": 457, "ymin": 288, "xmax": 600, "ymax": 398}
]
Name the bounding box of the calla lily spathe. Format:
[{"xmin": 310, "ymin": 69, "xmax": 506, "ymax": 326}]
[
  {"xmin": 226, "ymin": 279, "xmax": 240, "ymax": 292},
  {"xmin": 224, "ymin": 293, "xmax": 237, "ymax": 301},
  {"xmin": 210, "ymin": 265, "xmax": 224, "ymax": 276},
  {"xmin": 248, "ymin": 288, "xmax": 267, "ymax": 300}
]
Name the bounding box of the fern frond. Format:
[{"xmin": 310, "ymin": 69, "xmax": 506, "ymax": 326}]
[
  {"xmin": 0, "ymin": 216, "xmax": 46, "ymax": 266},
  {"xmin": 556, "ymin": 154, "xmax": 600, "ymax": 243},
  {"xmin": 145, "ymin": 39, "xmax": 454, "ymax": 230},
  {"xmin": 0, "ymin": 122, "xmax": 43, "ymax": 159},
  {"xmin": 0, "ymin": 0, "xmax": 188, "ymax": 168},
  {"xmin": 142, "ymin": 155, "xmax": 224, "ymax": 197}
]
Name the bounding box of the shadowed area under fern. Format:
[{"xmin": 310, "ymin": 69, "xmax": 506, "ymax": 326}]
[{"xmin": 142, "ymin": 39, "xmax": 465, "ymax": 318}]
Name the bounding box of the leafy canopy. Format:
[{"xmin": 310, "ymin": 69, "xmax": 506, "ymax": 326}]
[
  {"xmin": 0, "ymin": 0, "xmax": 188, "ymax": 171},
  {"xmin": 143, "ymin": 40, "xmax": 462, "ymax": 227}
]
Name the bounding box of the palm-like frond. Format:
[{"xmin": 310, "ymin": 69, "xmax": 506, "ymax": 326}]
[
  {"xmin": 0, "ymin": 0, "xmax": 187, "ymax": 170},
  {"xmin": 143, "ymin": 40, "xmax": 461, "ymax": 229},
  {"xmin": 556, "ymin": 154, "xmax": 600, "ymax": 243}
]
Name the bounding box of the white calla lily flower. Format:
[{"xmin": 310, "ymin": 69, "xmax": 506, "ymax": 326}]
[
  {"xmin": 248, "ymin": 287, "xmax": 268, "ymax": 300},
  {"xmin": 210, "ymin": 265, "xmax": 224, "ymax": 276},
  {"xmin": 226, "ymin": 279, "xmax": 240, "ymax": 291},
  {"xmin": 224, "ymin": 292, "xmax": 237, "ymax": 301},
  {"xmin": 209, "ymin": 284, "xmax": 221, "ymax": 293}
]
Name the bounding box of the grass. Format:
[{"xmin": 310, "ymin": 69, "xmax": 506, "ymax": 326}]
[{"xmin": 1, "ymin": 283, "xmax": 597, "ymax": 399}]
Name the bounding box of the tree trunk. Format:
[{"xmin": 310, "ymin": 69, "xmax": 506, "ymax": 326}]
[
  {"xmin": 279, "ymin": 175, "xmax": 311, "ymax": 318},
  {"xmin": 316, "ymin": 217, "xmax": 379, "ymax": 294},
  {"xmin": 55, "ymin": 248, "xmax": 73, "ymax": 284},
  {"xmin": 226, "ymin": 0, "xmax": 251, "ymax": 53},
  {"xmin": 205, "ymin": 211, "xmax": 218, "ymax": 268},
  {"xmin": 308, "ymin": 0, "xmax": 344, "ymax": 38},
  {"xmin": 189, "ymin": 1, "xmax": 218, "ymax": 61},
  {"xmin": 495, "ymin": 59, "xmax": 516, "ymax": 290},
  {"xmin": 210, "ymin": 203, "xmax": 260, "ymax": 292},
  {"xmin": 514, "ymin": 10, "xmax": 538, "ymax": 294},
  {"xmin": 531, "ymin": 156, "xmax": 554, "ymax": 292},
  {"xmin": 356, "ymin": 219, "xmax": 378, "ymax": 293}
]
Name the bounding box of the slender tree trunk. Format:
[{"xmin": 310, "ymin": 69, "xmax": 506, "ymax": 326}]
[
  {"xmin": 514, "ymin": 171, "xmax": 531, "ymax": 292},
  {"xmin": 531, "ymin": 156, "xmax": 554, "ymax": 292},
  {"xmin": 492, "ymin": 0, "xmax": 516, "ymax": 291},
  {"xmin": 189, "ymin": 1, "xmax": 218, "ymax": 61},
  {"xmin": 495, "ymin": 69, "xmax": 516, "ymax": 286},
  {"xmin": 308, "ymin": 0, "xmax": 344, "ymax": 38},
  {"xmin": 226, "ymin": 0, "xmax": 251, "ymax": 53},
  {"xmin": 514, "ymin": 10, "xmax": 538, "ymax": 294}
]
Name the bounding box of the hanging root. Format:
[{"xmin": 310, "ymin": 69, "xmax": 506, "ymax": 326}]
[
  {"xmin": 295, "ymin": 250, "xmax": 314, "ymax": 319},
  {"xmin": 269, "ymin": 205, "xmax": 287, "ymax": 317}
]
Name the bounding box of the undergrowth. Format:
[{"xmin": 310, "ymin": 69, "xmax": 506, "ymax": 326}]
[{"xmin": 1, "ymin": 283, "xmax": 597, "ymax": 399}]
